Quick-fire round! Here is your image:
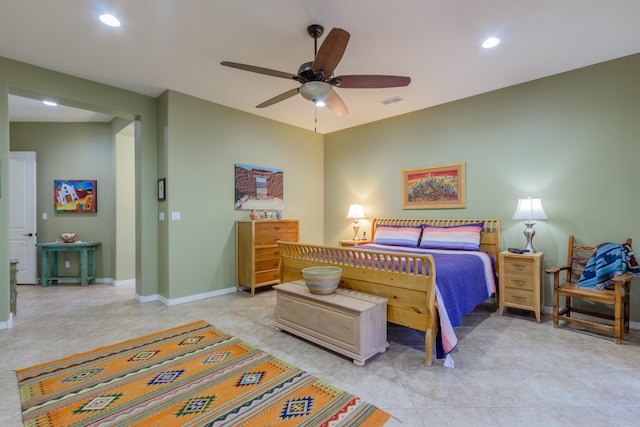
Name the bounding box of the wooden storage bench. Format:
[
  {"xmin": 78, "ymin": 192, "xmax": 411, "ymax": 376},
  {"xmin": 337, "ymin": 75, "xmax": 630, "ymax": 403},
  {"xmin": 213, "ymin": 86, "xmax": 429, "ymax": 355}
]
[{"xmin": 273, "ymin": 281, "xmax": 388, "ymax": 366}]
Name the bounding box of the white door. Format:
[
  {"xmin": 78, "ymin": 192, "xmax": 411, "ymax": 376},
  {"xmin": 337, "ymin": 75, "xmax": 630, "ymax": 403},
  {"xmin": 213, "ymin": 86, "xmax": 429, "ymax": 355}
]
[{"xmin": 9, "ymin": 151, "xmax": 37, "ymax": 284}]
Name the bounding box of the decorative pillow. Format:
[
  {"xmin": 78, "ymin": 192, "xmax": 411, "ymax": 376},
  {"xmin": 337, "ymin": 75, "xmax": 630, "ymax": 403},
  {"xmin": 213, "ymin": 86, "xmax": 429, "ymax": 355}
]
[
  {"xmin": 372, "ymin": 225, "xmax": 423, "ymax": 247},
  {"xmin": 419, "ymin": 223, "xmax": 484, "ymax": 251}
]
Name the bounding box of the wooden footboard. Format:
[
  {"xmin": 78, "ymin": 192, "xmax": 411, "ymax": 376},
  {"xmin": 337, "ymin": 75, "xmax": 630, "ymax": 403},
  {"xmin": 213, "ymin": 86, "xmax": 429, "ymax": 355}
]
[{"xmin": 278, "ymin": 241, "xmax": 437, "ymax": 366}]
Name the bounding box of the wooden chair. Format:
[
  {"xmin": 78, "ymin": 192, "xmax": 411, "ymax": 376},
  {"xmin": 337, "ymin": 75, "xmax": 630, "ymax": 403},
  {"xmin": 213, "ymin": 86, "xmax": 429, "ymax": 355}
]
[{"xmin": 545, "ymin": 235, "xmax": 633, "ymax": 344}]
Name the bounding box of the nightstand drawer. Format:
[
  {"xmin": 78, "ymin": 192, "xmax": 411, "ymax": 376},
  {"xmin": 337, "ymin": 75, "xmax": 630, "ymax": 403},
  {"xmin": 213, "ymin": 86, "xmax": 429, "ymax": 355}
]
[
  {"xmin": 503, "ymin": 288, "xmax": 534, "ymax": 306},
  {"xmin": 503, "ymin": 273, "xmax": 535, "ymax": 291},
  {"xmin": 504, "ymin": 258, "xmax": 534, "ymax": 274}
]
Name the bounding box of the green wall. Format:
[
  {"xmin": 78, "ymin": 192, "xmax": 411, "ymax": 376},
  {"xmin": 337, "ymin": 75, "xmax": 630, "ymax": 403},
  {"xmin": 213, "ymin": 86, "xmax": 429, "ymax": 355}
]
[
  {"xmin": 324, "ymin": 53, "xmax": 640, "ymax": 315},
  {"xmin": 0, "ymin": 56, "xmax": 158, "ymax": 324},
  {"xmin": 115, "ymin": 123, "xmax": 136, "ymax": 282},
  {"xmin": 10, "ymin": 123, "xmax": 114, "ymax": 279},
  {"xmin": 158, "ymin": 90, "xmax": 324, "ymax": 300}
]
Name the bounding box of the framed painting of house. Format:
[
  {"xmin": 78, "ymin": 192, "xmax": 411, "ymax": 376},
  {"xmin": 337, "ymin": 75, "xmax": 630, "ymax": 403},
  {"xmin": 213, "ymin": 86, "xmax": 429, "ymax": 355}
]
[
  {"xmin": 402, "ymin": 162, "xmax": 465, "ymax": 209},
  {"xmin": 234, "ymin": 164, "xmax": 284, "ymax": 211},
  {"xmin": 54, "ymin": 180, "xmax": 97, "ymax": 213}
]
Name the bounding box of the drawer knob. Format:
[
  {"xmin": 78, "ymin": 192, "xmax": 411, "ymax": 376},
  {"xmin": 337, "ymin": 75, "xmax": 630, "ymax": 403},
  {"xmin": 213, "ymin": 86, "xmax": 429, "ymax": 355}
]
[
  {"xmin": 511, "ymin": 279, "xmax": 527, "ymax": 285},
  {"xmin": 512, "ymin": 263, "xmax": 527, "ymax": 268},
  {"xmin": 512, "ymin": 295, "xmax": 526, "ymax": 301}
]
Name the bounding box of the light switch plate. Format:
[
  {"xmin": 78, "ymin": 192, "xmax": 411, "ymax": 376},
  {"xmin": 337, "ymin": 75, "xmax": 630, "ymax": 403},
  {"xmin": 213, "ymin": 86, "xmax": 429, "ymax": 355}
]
[{"xmin": 171, "ymin": 212, "xmax": 181, "ymax": 221}]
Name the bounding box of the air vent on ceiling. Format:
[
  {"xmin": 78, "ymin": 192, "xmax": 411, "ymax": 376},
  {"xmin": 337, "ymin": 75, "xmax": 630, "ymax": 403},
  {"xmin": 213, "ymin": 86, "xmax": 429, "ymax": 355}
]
[{"xmin": 380, "ymin": 96, "xmax": 403, "ymax": 105}]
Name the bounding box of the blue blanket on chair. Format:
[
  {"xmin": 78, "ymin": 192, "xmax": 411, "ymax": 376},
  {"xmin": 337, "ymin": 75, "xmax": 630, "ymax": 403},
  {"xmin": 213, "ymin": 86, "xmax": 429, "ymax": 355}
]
[{"xmin": 577, "ymin": 243, "xmax": 640, "ymax": 290}]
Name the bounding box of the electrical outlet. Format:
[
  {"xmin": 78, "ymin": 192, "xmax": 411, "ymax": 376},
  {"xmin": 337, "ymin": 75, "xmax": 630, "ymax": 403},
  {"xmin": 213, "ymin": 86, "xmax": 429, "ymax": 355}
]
[{"xmin": 65, "ymin": 261, "xmax": 70, "ymax": 268}]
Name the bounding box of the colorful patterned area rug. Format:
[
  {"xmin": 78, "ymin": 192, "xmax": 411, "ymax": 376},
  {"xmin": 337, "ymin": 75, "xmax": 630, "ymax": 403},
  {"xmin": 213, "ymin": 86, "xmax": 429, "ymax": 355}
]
[{"xmin": 16, "ymin": 320, "xmax": 390, "ymax": 426}]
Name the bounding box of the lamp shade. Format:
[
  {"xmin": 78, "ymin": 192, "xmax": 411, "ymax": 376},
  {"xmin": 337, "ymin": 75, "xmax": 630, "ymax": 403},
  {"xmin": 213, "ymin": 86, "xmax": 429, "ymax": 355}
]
[
  {"xmin": 512, "ymin": 197, "xmax": 547, "ymax": 221},
  {"xmin": 346, "ymin": 204, "xmax": 365, "ymax": 219}
]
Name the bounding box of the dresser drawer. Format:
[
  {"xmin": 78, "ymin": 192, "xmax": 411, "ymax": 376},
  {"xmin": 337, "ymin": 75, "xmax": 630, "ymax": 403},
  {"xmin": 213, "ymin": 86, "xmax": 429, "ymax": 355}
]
[
  {"xmin": 503, "ymin": 272, "xmax": 535, "ymax": 291},
  {"xmin": 255, "ymin": 257, "xmax": 280, "ymax": 272},
  {"xmin": 255, "ymin": 269, "xmax": 280, "ymax": 284},
  {"xmin": 255, "ymin": 246, "xmax": 281, "ymax": 261},
  {"xmin": 503, "ymin": 288, "xmax": 534, "ymax": 307},
  {"xmin": 255, "ymin": 222, "xmax": 298, "ymax": 246},
  {"xmin": 504, "ymin": 257, "xmax": 534, "ymax": 274}
]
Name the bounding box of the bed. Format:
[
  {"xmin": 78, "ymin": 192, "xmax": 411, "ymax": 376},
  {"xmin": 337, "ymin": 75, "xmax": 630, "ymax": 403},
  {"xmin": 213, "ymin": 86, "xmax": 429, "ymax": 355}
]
[{"xmin": 278, "ymin": 218, "xmax": 501, "ymax": 366}]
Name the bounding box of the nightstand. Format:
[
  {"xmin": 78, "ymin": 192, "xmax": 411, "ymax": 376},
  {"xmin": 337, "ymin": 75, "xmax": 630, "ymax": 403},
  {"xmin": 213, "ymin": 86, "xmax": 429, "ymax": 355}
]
[
  {"xmin": 339, "ymin": 239, "xmax": 371, "ymax": 247},
  {"xmin": 499, "ymin": 251, "xmax": 544, "ymax": 323}
]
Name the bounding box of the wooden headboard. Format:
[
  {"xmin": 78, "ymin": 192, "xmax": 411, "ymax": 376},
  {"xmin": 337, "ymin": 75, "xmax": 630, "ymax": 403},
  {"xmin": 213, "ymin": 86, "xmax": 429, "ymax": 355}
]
[{"xmin": 370, "ymin": 218, "xmax": 501, "ymax": 276}]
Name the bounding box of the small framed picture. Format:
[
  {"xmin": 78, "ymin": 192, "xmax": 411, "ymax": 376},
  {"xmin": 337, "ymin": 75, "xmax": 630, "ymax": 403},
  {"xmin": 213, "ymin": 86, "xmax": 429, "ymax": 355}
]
[{"xmin": 158, "ymin": 178, "xmax": 166, "ymax": 201}]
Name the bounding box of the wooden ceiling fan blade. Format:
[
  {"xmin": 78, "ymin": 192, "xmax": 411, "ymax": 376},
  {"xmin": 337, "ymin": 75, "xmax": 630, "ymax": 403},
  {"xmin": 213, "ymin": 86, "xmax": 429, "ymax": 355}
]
[
  {"xmin": 256, "ymin": 88, "xmax": 300, "ymax": 108},
  {"xmin": 312, "ymin": 28, "xmax": 350, "ymax": 76},
  {"xmin": 220, "ymin": 61, "xmax": 298, "ymax": 80},
  {"xmin": 334, "ymin": 75, "xmax": 411, "ymax": 88},
  {"xmin": 324, "ymin": 90, "xmax": 349, "ymax": 116}
]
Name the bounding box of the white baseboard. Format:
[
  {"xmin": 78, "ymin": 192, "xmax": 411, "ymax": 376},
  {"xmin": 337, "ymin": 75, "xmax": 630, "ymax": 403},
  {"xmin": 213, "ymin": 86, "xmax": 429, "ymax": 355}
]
[
  {"xmin": 34, "ymin": 277, "xmax": 134, "ymax": 286},
  {"xmin": 156, "ymin": 287, "xmax": 236, "ymax": 306},
  {"xmin": 0, "ymin": 313, "xmax": 13, "ymax": 330}
]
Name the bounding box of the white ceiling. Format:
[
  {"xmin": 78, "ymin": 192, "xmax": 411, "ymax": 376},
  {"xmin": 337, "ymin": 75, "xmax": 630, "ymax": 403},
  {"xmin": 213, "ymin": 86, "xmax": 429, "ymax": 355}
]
[{"xmin": 3, "ymin": 0, "xmax": 640, "ymax": 133}]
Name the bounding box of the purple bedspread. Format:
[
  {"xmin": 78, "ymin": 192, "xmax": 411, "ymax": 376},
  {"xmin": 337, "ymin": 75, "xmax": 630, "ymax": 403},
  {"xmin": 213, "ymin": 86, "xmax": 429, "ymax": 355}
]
[{"xmin": 355, "ymin": 243, "xmax": 496, "ymax": 358}]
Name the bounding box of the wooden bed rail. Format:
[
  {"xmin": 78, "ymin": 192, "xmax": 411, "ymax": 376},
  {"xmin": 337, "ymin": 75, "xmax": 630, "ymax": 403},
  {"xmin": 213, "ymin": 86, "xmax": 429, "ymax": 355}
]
[{"xmin": 278, "ymin": 241, "xmax": 438, "ymax": 365}]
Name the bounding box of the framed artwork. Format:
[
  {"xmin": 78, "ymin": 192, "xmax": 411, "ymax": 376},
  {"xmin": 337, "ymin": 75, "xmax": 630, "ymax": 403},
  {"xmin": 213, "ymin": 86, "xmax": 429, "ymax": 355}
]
[
  {"xmin": 402, "ymin": 162, "xmax": 466, "ymax": 209},
  {"xmin": 54, "ymin": 180, "xmax": 97, "ymax": 213},
  {"xmin": 234, "ymin": 164, "xmax": 284, "ymax": 211},
  {"xmin": 158, "ymin": 178, "xmax": 166, "ymax": 201}
]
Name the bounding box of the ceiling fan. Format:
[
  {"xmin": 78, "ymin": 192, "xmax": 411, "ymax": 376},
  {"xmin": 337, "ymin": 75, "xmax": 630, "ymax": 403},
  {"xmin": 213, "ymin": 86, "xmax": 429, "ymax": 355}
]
[{"xmin": 221, "ymin": 24, "xmax": 411, "ymax": 116}]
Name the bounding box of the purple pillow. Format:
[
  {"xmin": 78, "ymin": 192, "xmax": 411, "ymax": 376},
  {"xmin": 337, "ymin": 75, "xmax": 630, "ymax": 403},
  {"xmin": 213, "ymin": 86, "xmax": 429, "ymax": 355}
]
[
  {"xmin": 419, "ymin": 223, "xmax": 484, "ymax": 251},
  {"xmin": 373, "ymin": 225, "xmax": 423, "ymax": 247}
]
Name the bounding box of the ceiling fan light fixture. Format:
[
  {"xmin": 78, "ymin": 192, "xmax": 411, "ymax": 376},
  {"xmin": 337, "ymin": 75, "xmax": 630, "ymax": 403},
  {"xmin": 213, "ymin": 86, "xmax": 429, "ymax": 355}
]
[
  {"xmin": 482, "ymin": 37, "xmax": 500, "ymax": 48},
  {"xmin": 299, "ymin": 81, "xmax": 332, "ymax": 104},
  {"xmin": 99, "ymin": 13, "xmax": 121, "ymax": 27}
]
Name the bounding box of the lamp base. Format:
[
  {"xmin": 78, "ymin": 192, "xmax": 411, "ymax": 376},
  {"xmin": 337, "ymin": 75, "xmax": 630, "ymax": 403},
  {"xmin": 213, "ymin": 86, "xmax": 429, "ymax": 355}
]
[
  {"xmin": 523, "ymin": 221, "xmax": 537, "ymax": 253},
  {"xmin": 352, "ymin": 220, "xmax": 360, "ymax": 241}
]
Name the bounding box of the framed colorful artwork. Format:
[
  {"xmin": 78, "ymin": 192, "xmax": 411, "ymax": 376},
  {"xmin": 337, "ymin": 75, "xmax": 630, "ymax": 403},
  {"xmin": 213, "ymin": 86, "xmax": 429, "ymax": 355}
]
[
  {"xmin": 54, "ymin": 180, "xmax": 97, "ymax": 213},
  {"xmin": 402, "ymin": 162, "xmax": 466, "ymax": 209}
]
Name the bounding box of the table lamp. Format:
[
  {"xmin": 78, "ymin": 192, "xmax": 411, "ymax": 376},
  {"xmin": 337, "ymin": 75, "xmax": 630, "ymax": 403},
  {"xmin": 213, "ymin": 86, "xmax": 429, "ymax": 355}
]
[
  {"xmin": 346, "ymin": 204, "xmax": 365, "ymax": 241},
  {"xmin": 512, "ymin": 197, "xmax": 547, "ymax": 253}
]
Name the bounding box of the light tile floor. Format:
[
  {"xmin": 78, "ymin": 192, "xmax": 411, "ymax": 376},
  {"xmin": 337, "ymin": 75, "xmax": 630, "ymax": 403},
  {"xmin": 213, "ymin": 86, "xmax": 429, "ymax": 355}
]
[{"xmin": 2, "ymin": 283, "xmax": 640, "ymax": 426}]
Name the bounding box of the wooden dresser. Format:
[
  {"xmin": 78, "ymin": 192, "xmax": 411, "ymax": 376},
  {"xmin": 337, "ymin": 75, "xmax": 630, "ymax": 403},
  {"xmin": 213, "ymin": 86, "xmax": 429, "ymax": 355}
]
[
  {"xmin": 499, "ymin": 251, "xmax": 544, "ymax": 323},
  {"xmin": 236, "ymin": 220, "xmax": 299, "ymax": 296}
]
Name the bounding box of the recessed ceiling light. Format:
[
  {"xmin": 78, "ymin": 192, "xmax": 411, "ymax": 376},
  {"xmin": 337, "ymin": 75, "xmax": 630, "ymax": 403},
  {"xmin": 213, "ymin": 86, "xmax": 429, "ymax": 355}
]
[
  {"xmin": 482, "ymin": 37, "xmax": 500, "ymax": 49},
  {"xmin": 99, "ymin": 14, "xmax": 121, "ymax": 27},
  {"xmin": 42, "ymin": 100, "xmax": 57, "ymax": 107}
]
